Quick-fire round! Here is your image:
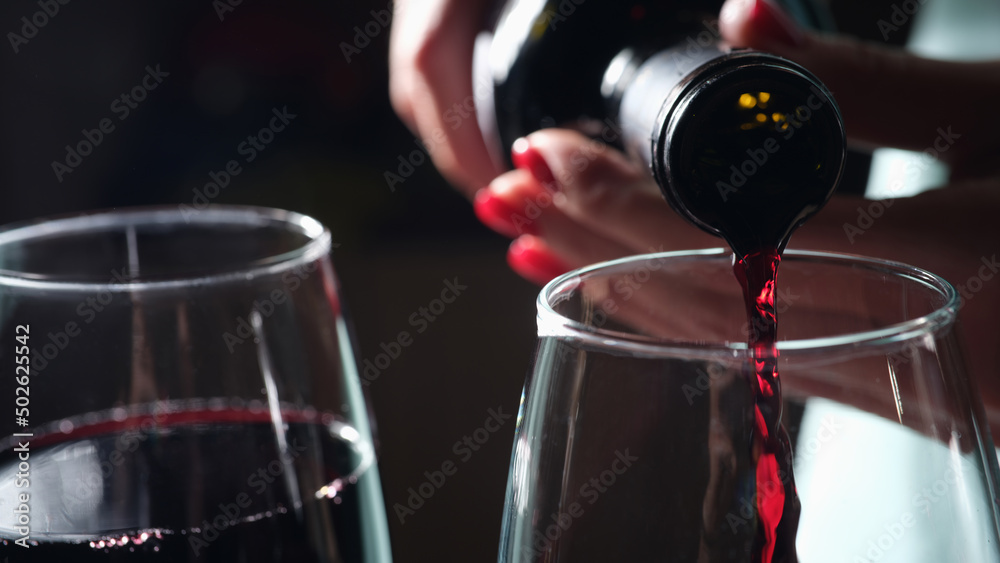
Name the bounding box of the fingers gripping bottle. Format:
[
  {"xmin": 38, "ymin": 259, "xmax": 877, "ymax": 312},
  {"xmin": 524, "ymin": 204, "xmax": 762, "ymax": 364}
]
[{"xmin": 473, "ymin": 0, "xmax": 847, "ymax": 253}]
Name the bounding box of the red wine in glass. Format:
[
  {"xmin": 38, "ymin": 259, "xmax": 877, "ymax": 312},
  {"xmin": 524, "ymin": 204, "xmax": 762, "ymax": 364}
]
[{"xmin": 0, "ymin": 405, "xmax": 378, "ymax": 562}]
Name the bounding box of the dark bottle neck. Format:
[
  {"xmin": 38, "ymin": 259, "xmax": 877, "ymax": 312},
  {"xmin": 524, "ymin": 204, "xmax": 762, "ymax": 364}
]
[{"xmin": 612, "ymin": 44, "xmax": 732, "ymax": 173}]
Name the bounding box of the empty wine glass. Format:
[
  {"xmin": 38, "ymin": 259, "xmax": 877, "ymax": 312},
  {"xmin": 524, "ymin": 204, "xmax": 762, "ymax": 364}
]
[
  {"xmin": 0, "ymin": 205, "xmax": 391, "ymax": 562},
  {"xmin": 498, "ymin": 248, "xmax": 1000, "ymax": 562}
]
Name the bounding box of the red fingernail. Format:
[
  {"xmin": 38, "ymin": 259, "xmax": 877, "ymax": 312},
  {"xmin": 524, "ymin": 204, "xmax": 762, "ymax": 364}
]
[
  {"xmin": 512, "ymin": 138, "xmax": 559, "ymax": 190},
  {"xmin": 752, "ymin": 0, "xmax": 804, "ymax": 47},
  {"xmin": 474, "ymin": 189, "xmax": 539, "ymax": 237},
  {"xmin": 507, "ymin": 236, "xmax": 571, "ymax": 286}
]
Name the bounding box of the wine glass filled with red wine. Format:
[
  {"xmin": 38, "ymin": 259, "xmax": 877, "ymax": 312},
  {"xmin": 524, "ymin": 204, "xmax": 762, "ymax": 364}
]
[
  {"xmin": 0, "ymin": 206, "xmax": 392, "ymax": 562},
  {"xmin": 498, "ymin": 249, "xmax": 1000, "ymax": 563}
]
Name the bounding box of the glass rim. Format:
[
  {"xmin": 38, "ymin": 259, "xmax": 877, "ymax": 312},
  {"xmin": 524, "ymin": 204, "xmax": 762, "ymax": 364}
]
[
  {"xmin": 538, "ymin": 248, "xmax": 960, "ymax": 357},
  {"xmin": 0, "ymin": 204, "xmax": 331, "ymax": 293}
]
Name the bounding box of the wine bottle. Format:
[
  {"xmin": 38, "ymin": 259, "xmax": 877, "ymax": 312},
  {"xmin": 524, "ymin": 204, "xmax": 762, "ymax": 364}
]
[{"xmin": 474, "ymin": 0, "xmax": 847, "ymax": 253}]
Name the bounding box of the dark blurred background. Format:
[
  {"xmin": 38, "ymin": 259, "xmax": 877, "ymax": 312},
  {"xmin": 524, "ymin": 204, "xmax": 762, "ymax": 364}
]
[{"xmin": 0, "ymin": 1, "xmax": 912, "ymax": 561}]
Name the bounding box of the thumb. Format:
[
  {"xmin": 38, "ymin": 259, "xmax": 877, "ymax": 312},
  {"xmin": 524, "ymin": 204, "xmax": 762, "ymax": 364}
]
[{"xmin": 719, "ymin": 0, "xmax": 1000, "ymax": 177}]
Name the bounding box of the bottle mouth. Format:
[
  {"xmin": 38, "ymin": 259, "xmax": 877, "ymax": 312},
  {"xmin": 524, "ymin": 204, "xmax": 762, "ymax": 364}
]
[{"xmin": 655, "ymin": 52, "xmax": 847, "ymax": 249}]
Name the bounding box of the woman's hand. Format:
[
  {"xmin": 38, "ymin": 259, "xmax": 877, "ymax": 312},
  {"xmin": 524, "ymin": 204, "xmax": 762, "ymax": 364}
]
[
  {"xmin": 469, "ymin": 0, "xmax": 1000, "ymax": 401},
  {"xmin": 388, "ymin": 0, "xmax": 1000, "ymax": 403},
  {"xmin": 388, "ymin": 0, "xmax": 500, "ymax": 196}
]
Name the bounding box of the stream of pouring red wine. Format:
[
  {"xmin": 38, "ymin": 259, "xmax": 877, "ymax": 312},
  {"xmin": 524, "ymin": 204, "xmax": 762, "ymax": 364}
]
[{"xmin": 733, "ymin": 249, "xmax": 799, "ymax": 563}]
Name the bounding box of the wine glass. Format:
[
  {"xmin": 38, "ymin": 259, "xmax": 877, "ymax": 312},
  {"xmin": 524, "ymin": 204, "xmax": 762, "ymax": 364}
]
[
  {"xmin": 0, "ymin": 205, "xmax": 392, "ymax": 562},
  {"xmin": 498, "ymin": 248, "xmax": 1000, "ymax": 562}
]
